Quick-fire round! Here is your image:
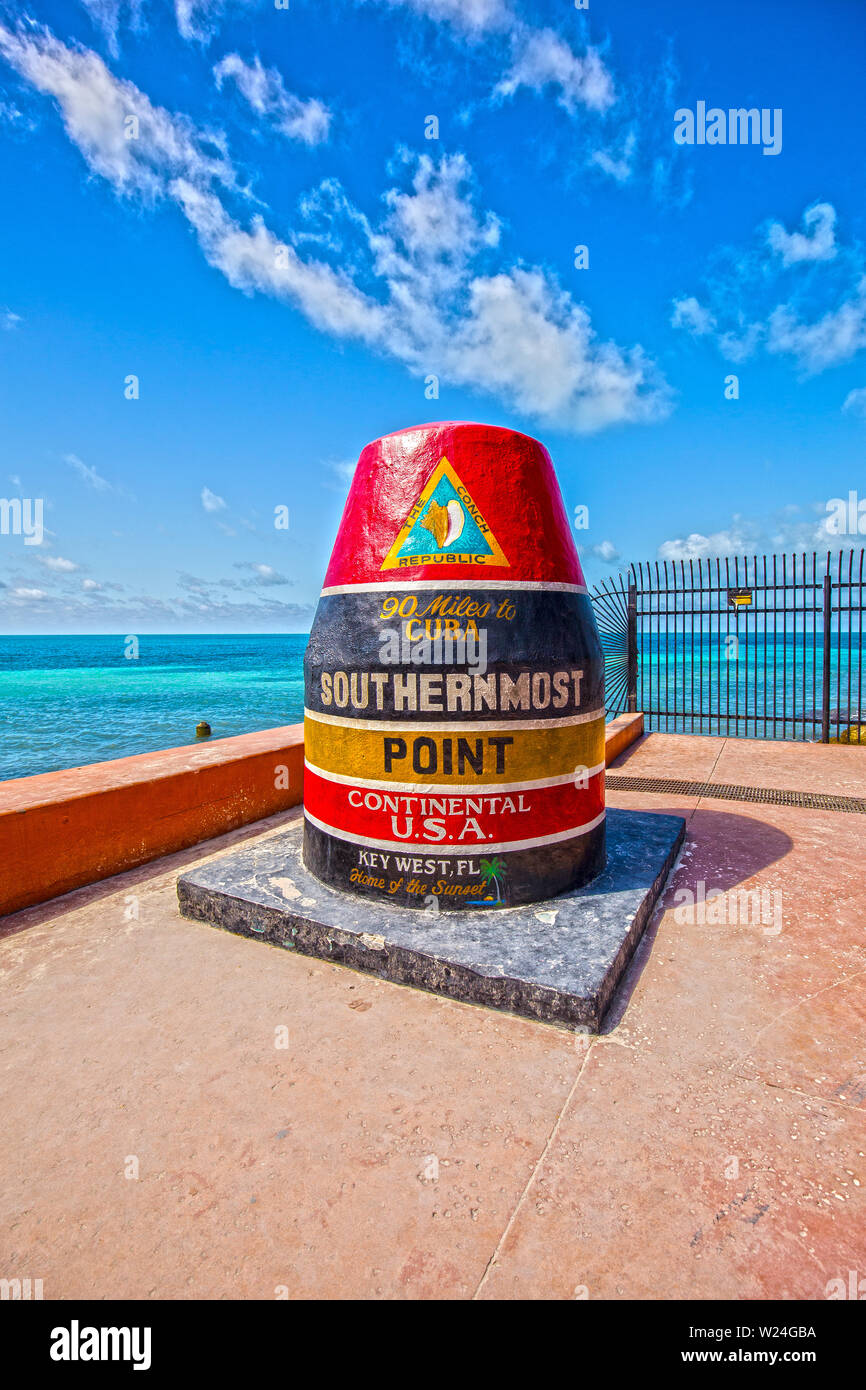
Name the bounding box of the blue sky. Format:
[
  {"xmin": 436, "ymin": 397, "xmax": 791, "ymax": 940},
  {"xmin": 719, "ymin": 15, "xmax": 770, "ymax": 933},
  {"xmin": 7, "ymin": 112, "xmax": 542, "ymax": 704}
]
[{"xmin": 0, "ymin": 0, "xmax": 864, "ymax": 632}]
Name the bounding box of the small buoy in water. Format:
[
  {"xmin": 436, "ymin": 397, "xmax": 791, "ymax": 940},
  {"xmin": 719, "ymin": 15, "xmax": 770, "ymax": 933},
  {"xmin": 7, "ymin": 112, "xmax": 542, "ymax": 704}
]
[{"xmin": 196, "ymin": 720, "xmax": 212, "ymax": 739}]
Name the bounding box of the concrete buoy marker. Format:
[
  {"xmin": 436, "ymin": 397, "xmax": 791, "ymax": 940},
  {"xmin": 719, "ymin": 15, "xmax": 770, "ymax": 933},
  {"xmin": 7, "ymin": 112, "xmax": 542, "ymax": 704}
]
[
  {"xmin": 302, "ymin": 420, "xmax": 606, "ymax": 911},
  {"xmin": 196, "ymin": 721, "xmax": 212, "ymax": 739},
  {"xmin": 178, "ymin": 419, "xmax": 686, "ymax": 1029}
]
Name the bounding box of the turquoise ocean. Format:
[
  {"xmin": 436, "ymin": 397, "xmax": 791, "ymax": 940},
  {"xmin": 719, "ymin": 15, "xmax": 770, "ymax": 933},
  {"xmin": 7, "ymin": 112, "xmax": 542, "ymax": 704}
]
[
  {"xmin": 0, "ymin": 635, "xmax": 308, "ymax": 781},
  {"xmin": 1, "ymin": 632, "xmax": 862, "ymax": 782}
]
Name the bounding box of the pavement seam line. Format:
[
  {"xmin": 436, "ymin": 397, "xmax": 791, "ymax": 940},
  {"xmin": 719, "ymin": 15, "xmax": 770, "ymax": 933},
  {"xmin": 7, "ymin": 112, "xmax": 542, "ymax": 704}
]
[
  {"xmin": 727, "ymin": 961, "xmax": 866, "ymax": 1075},
  {"xmin": 692, "ymin": 736, "xmax": 729, "ymax": 818},
  {"xmin": 471, "ymin": 1039, "xmax": 596, "ymax": 1299},
  {"xmin": 732, "ymin": 1072, "xmax": 866, "ymax": 1113}
]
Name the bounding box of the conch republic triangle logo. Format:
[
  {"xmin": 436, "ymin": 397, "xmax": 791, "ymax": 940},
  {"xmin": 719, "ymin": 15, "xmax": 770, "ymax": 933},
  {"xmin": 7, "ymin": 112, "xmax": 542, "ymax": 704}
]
[{"xmin": 380, "ymin": 456, "xmax": 509, "ymax": 570}]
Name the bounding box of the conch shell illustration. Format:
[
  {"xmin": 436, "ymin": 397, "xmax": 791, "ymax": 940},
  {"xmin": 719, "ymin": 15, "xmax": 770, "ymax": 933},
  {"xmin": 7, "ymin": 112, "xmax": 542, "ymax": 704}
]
[{"xmin": 421, "ymin": 498, "xmax": 465, "ymax": 548}]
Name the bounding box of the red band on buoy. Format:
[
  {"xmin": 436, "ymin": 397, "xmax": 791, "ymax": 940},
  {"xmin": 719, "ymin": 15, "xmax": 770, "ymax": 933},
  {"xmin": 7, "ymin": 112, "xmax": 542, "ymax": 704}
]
[
  {"xmin": 303, "ymin": 764, "xmax": 605, "ymax": 851},
  {"xmin": 323, "ymin": 421, "xmax": 585, "ymax": 590}
]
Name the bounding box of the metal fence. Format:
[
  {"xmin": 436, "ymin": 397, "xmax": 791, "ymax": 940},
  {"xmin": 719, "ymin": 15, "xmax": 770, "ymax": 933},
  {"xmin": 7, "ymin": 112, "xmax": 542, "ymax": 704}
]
[{"xmin": 591, "ymin": 550, "xmax": 865, "ymax": 742}]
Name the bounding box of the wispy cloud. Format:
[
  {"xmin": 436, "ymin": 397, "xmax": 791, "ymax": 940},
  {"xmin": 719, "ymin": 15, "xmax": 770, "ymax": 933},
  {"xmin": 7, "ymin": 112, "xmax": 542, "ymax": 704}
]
[
  {"xmin": 176, "ymin": 151, "xmax": 670, "ymax": 433},
  {"xmin": 490, "ymin": 29, "xmax": 692, "ymax": 206},
  {"xmin": 589, "ymin": 130, "xmax": 637, "ymax": 184},
  {"xmin": 588, "ymin": 540, "xmax": 621, "ymax": 563},
  {"xmin": 671, "ymin": 201, "xmax": 866, "ymax": 375},
  {"xmin": 495, "ymin": 28, "xmax": 615, "ymax": 114},
  {"xmin": 369, "ymin": 0, "xmax": 512, "ymax": 38},
  {"xmin": 79, "ymin": 1, "xmax": 145, "ymax": 58},
  {"xmin": 64, "ymin": 452, "xmax": 115, "ymax": 491},
  {"xmin": 658, "ymin": 520, "xmax": 758, "ymax": 562},
  {"xmin": 214, "ymin": 53, "xmax": 331, "ymax": 146},
  {"xmin": 767, "ymin": 202, "xmax": 837, "ymax": 267},
  {"xmin": 657, "ymin": 503, "xmax": 850, "ymax": 561},
  {"xmin": 2, "ymin": 581, "xmax": 314, "ymax": 629},
  {"xmin": 11, "ymin": 586, "xmax": 48, "ymax": 600},
  {"xmin": 2, "ymin": 22, "xmax": 670, "ymax": 435},
  {"xmin": 670, "ymin": 295, "xmax": 714, "ymax": 336},
  {"xmin": 0, "ymin": 21, "xmax": 237, "ymax": 200},
  {"xmin": 233, "ymin": 560, "xmax": 292, "ymax": 586},
  {"xmin": 201, "ymin": 485, "xmax": 226, "ymax": 512},
  {"xmin": 175, "ymin": 0, "xmax": 256, "ymax": 44},
  {"xmin": 766, "ymin": 284, "xmax": 866, "ymax": 373},
  {"xmin": 175, "ymin": 0, "xmax": 216, "ymax": 41},
  {"xmin": 322, "ymin": 457, "xmax": 358, "ymax": 493},
  {"xmin": 843, "ymin": 386, "xmax": 866, "ymax": 418},
  {"xmin": 39, "ymin": 554, "xmax": 79, "ymax": 572}
]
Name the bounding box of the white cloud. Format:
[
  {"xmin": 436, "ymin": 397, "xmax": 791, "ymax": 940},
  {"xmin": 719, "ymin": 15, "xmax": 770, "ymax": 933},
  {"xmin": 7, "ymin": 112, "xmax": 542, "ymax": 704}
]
[
  {"xmin": 176, "ymin": 0, "xmax": 213, "ymax": 40},
  {"xmin": 234, "ymin": 561, "xmax": 291, "ymax": 586},
  {"xmin": 322, "ymin": 457, "xmax": 358, "ymax": 494},
  {"xmin": 250, "ymin": 563, "xmax": 287, "ymax": 584},
  {"xmin": 214, "ymin": 53, "xmax": 331, "ymax": 146},
  {"xmin": 64, "ymin": 452, "xmax": 114, "ymax": 491},
  {"xmin": 767, "ymin": 202, "xmax": 837, "ymax": 267},
  {"xmin": 767, "ymin": 282, "xmax": 866, "ymax": 374},
  {"xmin": 2, "ymin": 308, "xmax": 21, "ymax": 329},
  {"xmin": 0, "ymin": 577, "xmax": 316, "ymax": 631},
  {"xmin": 659, "ymin": 531, "xmax": 738, "ymax": 562},
  {"xmin": 582, "ymin": 50, "xmax": 693, "ymax": 202},
  {"xmin": 671, "ymin": 297, "xmax": 763, "ymax": 362},
  {"xmin": 496, "ymin": 30, "xmax": 615, "ymax": 114},
  {"xmin": 369, "ymin": 150, "xmax": 501, "ymax": 301},
  {"xmin": 201, "ymin": 485, "xmax": 226, "ymax": 512},
  {"xmin": 0, "ymin": 98, "xmax": 30, "ymax": 129},
  {"xmin": 360, "ymin": 152, "xmax": 668, "ymax": 431},
  {"xmin": 670, "ymin": 296, "xmax": 715, "ymax": 336},
  {"xmin": 79, "ymin": 2, "xmax": 145, "ymax": 58},
  {"xmin": 173, "ymin": 154, "xmax": 670, "ymax": 433},
  {"xmin": 716, "ymin": 323, "xmax": 764, "ymax": 363},
  {"xmin": 672, "ymin": 202, "xmax": 866, "ymax": 375},
  {"xmin": 174, "ymin": 179, "xmax": 388, "ymax": 343},
  {"xmin": 843, "ymin": 386, "xmax": 866, "ymax": 418},
  {"xmin": 657, "ymin": 520, "xmax": 759, "ymax": 561},
  {"xmin": 370, "ymin": 0, "xmax": 512, "ymax": 36},
  {"xmin": 589, "ymin": 540, "xmax": 620, "ymax": 563},
  {"xmin": 590, "ymin": 131, "xmax": 636, "ymax": 184},
  {"xmin": 439, "ymin": 267, "xmax": 669, "ymax": 432},
  {"xmin": 175, "ymin": 1, "xmax": 254, "ymax": 43},
  {"xmin": 3, "ymin": 26, "xmax": 668, "ymax": 436},
  {"xmin": 40, "ymin": 554, "xmax": 79, "ymax": 572},
  {"xmin": 0, "ymin": 21, "xmax": 236, "ymax": 200},
  {"xmin": 657, "ymin": 505, "xmax": 849, "ymax": 561}
]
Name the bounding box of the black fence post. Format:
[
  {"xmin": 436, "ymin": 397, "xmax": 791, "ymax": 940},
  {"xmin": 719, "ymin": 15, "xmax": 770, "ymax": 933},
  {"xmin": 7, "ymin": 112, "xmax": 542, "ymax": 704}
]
[
  {"xmin": 821, "ymin": 572, "xmax": 832, "ymax": 743},
  {"xmin": 627, "ymin": 580, "xmax": 638, "ymax": 713}
]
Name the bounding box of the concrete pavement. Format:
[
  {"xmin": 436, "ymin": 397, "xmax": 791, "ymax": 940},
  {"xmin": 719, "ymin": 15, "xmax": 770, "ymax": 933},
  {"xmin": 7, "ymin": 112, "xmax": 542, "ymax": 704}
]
[{"xmin": 2, "ymin": 734, "xmax": 864, "ymax": 1299}]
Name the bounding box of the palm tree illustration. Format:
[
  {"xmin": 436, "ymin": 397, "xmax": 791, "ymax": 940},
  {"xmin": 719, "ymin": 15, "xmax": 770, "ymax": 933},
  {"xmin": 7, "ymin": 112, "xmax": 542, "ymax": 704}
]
[{"xmin": 479, "ymin": 856, "xmax": 507, "ymax": 905}]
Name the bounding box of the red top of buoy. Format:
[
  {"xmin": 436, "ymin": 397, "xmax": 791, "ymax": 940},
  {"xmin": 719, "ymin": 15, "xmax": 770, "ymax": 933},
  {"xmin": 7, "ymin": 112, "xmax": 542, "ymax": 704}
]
[{"xmin": 322, "ymin": 421, "xmax": 585, "ymax": 589}]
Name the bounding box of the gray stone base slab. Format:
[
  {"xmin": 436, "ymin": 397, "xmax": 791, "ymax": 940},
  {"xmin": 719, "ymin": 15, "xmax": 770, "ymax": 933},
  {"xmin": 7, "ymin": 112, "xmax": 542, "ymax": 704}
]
[{"xmin": 177, "ymin": 808, "xmax": 685, "ymax": 1032}]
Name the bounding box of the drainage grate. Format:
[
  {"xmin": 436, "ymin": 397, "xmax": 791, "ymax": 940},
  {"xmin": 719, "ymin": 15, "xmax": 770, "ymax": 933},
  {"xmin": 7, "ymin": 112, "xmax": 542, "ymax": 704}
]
[{"xmin": 605, "ymin": 775, "xmax": 866, "ymax": 814}]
